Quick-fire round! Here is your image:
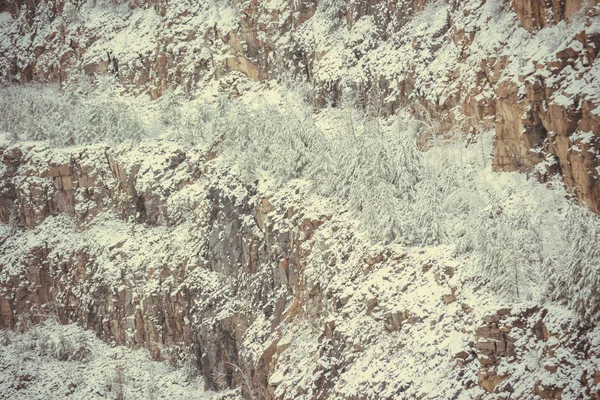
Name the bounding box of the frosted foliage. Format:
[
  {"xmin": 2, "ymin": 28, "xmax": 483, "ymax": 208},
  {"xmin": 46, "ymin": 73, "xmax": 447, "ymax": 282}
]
[
  {"xmin": 159, "ymin": 90, "xmax": 183, "ymax": 127},
  {"xmin": 465, "ymin": 202, "xmax": 544, "ymax": 300},
  {"xmin": 13, "ymin": 317, "xmax": 93, "ymax": 362},
  {"xmin": 552, "ymin": 204, "xmax": 600, "ymax": 322},
  {"xmin": 313, "ymin": 117, "xmax": 424, "ymax": 242},
  {"xmin": 2, "ymin": 79, "xmax": 600, "ymax": 319},
  {"xmin": 0, "ymin": 319, "xmax": 233, "ymax": 400},
  {"xmin": 170, "ymin": 95, "xmax": 600, "ymax": 318},
  {"xmin": 0, "ymin": 83, "xmax": 145, "ymax": 145},
  {"xmin": 172, "ymin": 100, "xmax": 425, "ymax": 243}
]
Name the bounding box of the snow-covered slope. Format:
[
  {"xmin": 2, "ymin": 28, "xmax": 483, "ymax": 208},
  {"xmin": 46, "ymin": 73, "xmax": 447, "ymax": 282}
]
[
  {"xmin": 0, "ymin": 319, "xmax": 238, "ymax": 399},
  {"xmin": 2, "ymin": 0, "xmax": 600, "ymax": 399},
  {"xmin": 1, "ymin": 0, "xmax": 600, "ymax": 210},
  {"xmin": 2, "ymin": 87, "xmax": 600, "ymax": 398}
]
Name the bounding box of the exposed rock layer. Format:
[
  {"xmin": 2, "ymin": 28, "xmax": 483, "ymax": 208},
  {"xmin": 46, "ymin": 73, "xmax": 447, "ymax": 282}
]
[
  {"xmin": 2, "ymin": 141, "xmax": 600, "ymax": 399},
  {"xmin": 1, "ymin": 0, "xmax": 600, "ymax": 210}
]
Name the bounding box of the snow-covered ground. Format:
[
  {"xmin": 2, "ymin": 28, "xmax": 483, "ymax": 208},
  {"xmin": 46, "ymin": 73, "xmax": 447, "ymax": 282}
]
[
  {"xmin": 1, "ymin": 0, "xmax": 600, "ymax": 397},
  {"xmin": 0, "ymin": 319, "xmax": 240, "ymax": 399}
]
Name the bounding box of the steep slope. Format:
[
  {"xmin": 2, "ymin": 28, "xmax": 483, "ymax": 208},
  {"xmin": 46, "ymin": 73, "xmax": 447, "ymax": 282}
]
[
  {"xmin": 2, "ymin": 115, "xmax": 600, "ymax": 398},
  {"xmin": 1, "ymin": 0, "xmax": 600, "ymax": 210},
  {"xmin": 2, "ymin": 1, "xmax": 600, "ymax": 399}
]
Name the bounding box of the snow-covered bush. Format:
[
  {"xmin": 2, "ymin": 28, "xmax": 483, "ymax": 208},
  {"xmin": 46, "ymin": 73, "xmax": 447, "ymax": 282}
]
[
  {"xmin": 42, "ymin": 324, "xmax": 93, "ymax": 361},
  {"xmin": 310, "ymin": 115, "xmax": 425, "ymax": 243},
  {"xmin": 159, "ymin": 89, "xmax": 182, "ymax": 127},
  {"xmin": 0, "ymin": 330, "xmax": 9, "ymax": 346},
  {"xmin": 172, "ymin": 100, "xmax": 426, "ymax": 243},
  {"xmin": 12, "ymin": 318, "xmax": 94, "ymax": 362},
  {"xmin": 173, "ymin": 97, "xmax": 321, "ymax": 181},
  {"xmin": 0, "ymin": 83, "xmax": 145, "ymax": 146},
  {"xmin": 461, "ymin": 199, "xmax": 544, "ymax": 300},
  {"xmin": 162, "ymin": 345, "xmax": 198, "ymax": 382},
  {"xmin": 173, "ymin": 96, "xmax": 230, "ymax": 148},
  {"xmin": 1, "ymin": 318, "xmax": 213, "ymax": 399},
  {"xmin": 224, "ymin": 103, "xmax": 320, "ymax": 181}
]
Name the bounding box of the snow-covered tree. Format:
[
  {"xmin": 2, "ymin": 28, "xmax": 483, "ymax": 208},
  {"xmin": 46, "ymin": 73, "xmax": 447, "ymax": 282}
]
[
  {"xmin": 467, "ymin": 196, "xmax": 544, "ymax": 300},
  {"xmin": 552, "ymin": 203, "xmax": 600, "ymax": 322},
  {"xmin": 0, "ymin": 84, "xmax": 145, "ymax": 146},
  {"xmin": 159, "ymin": 89, "xmax": 182, "ymax": 127}
]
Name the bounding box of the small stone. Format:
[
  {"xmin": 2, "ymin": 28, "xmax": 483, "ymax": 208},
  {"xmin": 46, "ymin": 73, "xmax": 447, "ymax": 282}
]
[
  {"xmin": 340, "ymin": 294, "xmax": 351, "ymax": 305},
  {"xmin": 478, "ymin": 355, "xmax": 495, "ymax": 366},
  {"xmin": 365, "ymin": 296, "xmax": 378, "ymax": 311},
  {"xmin": 478, "ymin": 370, "xmax": 507, "ymax": 392},
  {"xmin": 544, "ymin": 364, "xmax": 558, "ymax": 373},
  {"xmin": 497, "ymin": 308, "xmax": 511, "ymax": 316},
  {"xmin": 443, "ymin": 294, "xmax": 456, "ymax": 304},
  {"xmin": 483, "ymin": 314, "xmax": 500, "ymax": 324}
]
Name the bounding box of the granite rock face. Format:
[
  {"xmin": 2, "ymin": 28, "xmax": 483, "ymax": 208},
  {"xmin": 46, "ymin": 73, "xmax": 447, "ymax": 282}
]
[{"xmin": 2, "ymin": 0, "xmax": 600, "ymax": 398}]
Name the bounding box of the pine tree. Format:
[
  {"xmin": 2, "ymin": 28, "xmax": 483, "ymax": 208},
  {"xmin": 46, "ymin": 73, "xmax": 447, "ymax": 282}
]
[{"xmin": 553, "ymin": 204, "xmax": 600, "ymax": 322}]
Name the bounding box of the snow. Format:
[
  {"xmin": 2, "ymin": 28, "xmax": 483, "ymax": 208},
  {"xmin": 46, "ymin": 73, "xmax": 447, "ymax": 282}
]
[
  {"xmin": 570, "ymin": 130, "xmax": 596, "ymax": 144},
  {"xmin": 0, "ymin": 90, "xmax": 599, "ymax": 397},
  {"xmin": 1, "ymin": 0, "xmax": 600, "ymax": 398},
  {"xmin": 0, "ymin": 319, "xmax": 240, "ymax": 399},
  {"xmin": 0, "ymin": 12, "xmax": 10, "ymax": 26}
]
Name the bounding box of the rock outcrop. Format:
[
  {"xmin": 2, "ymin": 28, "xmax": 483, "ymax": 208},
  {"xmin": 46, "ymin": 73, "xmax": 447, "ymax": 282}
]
[
  {"xmin": 0, "ymin": 139, "xmax": 316, "ymax": 395},
  {"xmin": 3, "ymin": 140, "xmax": 600, "ymax": 399},
  {"xmin": 3, "ymin": 0, "xmax": 600, "ymax": 398},
  {"xmin": 1, "ymin": 0, "xmax": 600, "ymax": 211}
]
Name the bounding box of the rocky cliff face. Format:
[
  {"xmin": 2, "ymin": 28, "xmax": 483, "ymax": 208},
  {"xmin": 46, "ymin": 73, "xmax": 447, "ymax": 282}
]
[
  {"xmin": 0, "ymin": 0, "xmax": 600, "ymax": 210},
  {"xmin": 3, "ymin": 1, "xmax": 600, "ymax": 398},
  {"xmin": 1, "ymin": 0, "xmax": 600, "ymax": 211},
  {"xmin": 2, "ymin": 139, "xmax": 600, "ymax": 399}
]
